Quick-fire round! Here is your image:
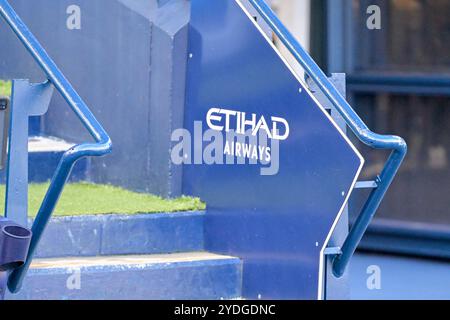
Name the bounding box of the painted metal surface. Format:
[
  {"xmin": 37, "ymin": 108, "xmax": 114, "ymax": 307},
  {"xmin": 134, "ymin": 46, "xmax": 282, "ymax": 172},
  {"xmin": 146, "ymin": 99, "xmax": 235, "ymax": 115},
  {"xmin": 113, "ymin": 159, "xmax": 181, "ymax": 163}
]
[
  {"xmin": 0, "ymin": 217, "xmax": 32, "ymax": 299},
  {"xmin": 246, "ymin": 0, "xmax": 407, "ymax": 278},
  {"xmin": 0, "ymin": 0, "xmax": 112, "ymax": 293},
  {"xmin": 183, "ymin": 0, "xmax": 363, "ymax": 299},
  {"xmin": 5, "ymin": 80, "xmax": 53, "ymax": 226},
  {"xmin": 307, "ymin": 74, "xmax": 351, "ymax": 300}
]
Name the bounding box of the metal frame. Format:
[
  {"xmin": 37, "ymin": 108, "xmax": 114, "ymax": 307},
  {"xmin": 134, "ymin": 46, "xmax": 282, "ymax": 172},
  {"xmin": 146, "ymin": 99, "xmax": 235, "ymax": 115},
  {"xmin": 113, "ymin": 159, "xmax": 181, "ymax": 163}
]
[
  {"xmin": 248, "ymin": 0, "xmax": 407, "ymax": 277},
  {"xmin": 327, "ymin": 0, "xmax": 450, "ymax": 97},
  {"xmin": 0, "ymin": 0, "xmax": 112, "ymax": 292}
]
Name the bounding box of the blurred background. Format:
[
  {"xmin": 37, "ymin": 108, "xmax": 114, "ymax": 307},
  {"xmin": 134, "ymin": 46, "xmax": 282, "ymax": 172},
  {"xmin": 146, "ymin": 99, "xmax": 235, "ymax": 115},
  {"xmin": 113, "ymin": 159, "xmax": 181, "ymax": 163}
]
[{"xmin": 273, "ymin": 0, "xmax": 450, "ymax": 255}]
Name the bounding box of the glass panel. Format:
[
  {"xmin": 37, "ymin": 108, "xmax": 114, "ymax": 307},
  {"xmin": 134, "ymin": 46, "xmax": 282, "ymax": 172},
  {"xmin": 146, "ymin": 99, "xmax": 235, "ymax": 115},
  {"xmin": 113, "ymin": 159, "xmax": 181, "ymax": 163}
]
[
  {"xmin": 352, "ymin": 0, "xmax": 450, "ymax": 73},
  {"xmin": 350, "ymin": 94, "xmax": 450, "ymax": 225}
]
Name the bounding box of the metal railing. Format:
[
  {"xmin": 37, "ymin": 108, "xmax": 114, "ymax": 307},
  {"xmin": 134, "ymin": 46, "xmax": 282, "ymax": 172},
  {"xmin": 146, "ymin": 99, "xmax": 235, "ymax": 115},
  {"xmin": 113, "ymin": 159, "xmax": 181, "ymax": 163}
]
[
  {"xmin": 0, "ymin": 0, "xmax": 112, "ymax": 292},
  {"xmin": 248, "ymin": 0, "xmax": 407, "ymax": 277},
  {"xmin": 0, "ymin": 0, "xmax": 406, "ymax": 293}
]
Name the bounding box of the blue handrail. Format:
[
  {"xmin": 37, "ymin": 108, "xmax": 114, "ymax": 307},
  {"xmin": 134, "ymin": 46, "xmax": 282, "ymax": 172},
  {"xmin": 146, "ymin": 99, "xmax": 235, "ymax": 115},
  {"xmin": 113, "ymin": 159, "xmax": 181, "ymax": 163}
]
[
  {"xmin": 248, "ymin": 0, "xmax": 407, "ymax": 277},
  {"xmin": 0, "ymin": 0, "xmax": 112, "ymax": 292}
]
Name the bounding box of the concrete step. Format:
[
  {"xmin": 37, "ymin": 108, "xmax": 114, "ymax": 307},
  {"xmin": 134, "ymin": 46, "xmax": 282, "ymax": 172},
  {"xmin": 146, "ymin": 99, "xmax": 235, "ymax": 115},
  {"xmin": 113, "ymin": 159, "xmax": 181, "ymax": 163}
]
[
  {"xmin": 7, "ymin": 252, "xmax": 242, "ymax": 300},
  {"xmin": 31, "ymin": 212, "xmax": 205, "ymax": 258}
]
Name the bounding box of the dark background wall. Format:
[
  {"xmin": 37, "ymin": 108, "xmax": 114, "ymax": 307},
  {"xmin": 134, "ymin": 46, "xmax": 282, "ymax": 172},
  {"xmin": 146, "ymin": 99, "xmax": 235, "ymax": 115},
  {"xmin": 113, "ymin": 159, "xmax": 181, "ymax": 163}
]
[{"xmin": 0, "ymin": 0, "xmax": 190, "ymax": 197}]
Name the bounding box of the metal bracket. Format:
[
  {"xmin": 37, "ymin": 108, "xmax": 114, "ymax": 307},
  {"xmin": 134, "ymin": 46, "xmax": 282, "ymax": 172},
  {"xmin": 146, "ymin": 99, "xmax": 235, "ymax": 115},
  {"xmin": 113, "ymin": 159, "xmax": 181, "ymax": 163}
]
[
  {"xmin": 248, "ymin": 0, "xmax": 407, "ymax": 278},
  {"xmin": 5, "ymin": 80, "xmax": 54, "ymax": 226}
]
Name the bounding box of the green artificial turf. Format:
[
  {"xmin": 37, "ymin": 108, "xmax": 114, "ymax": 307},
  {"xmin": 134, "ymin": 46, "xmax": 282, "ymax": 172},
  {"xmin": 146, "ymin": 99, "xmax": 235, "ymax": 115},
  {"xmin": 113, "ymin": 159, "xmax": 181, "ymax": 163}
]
[
  {"xmin": 0, "ymin": 80, "xmax": 205, "ymax": 216},
  {"xmin": 0, "ymin": 182, "xmax": 205, "ymax": 217},
  {"xmin": 0, "ymin": 80, "xmax": 11, "ymax": 97}
]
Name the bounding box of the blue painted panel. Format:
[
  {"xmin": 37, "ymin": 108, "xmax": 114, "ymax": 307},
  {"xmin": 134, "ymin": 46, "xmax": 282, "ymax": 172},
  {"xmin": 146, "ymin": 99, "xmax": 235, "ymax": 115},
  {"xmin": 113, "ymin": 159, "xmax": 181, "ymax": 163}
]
[{"xmin": 183, "ymin": 0, "xmax": 363, "ymax": 299}]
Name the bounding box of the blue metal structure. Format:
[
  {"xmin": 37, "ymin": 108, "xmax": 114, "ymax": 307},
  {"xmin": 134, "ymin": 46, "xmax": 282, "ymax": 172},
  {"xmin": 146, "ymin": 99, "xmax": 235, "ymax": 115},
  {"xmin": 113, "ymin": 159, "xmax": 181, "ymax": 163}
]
[
  {"xmin": 0, "ymin": 0, "xmax": 112, "ymax": 293},
  {"xmin": 328, "ymin": 0, "xmax": 450, "ymax": 262},
  {"xmin": 246, "ymin": 0, "xmax": 407, "ymax": 278},
  {"xmin": 183, "ymin": 0, "xmax": 406, "ymax": 299},
  {"xmin": 184, "ymin": 0, "xmax": 364, "ymax": 299},
  {"xmin": 0, "ymin": 0, "xmax": 405, "ymax": 300}
]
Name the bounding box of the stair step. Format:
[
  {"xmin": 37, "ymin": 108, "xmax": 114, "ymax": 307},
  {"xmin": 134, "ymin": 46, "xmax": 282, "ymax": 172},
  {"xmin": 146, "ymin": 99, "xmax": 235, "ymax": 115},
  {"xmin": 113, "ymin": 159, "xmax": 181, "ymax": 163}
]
[
  {"xmin": 31, "ymin": 212, "xmax": 205, "ymax": 258},
  {"xmin": 0, "ymin": 136, "xmax": 88, "ymax": 183},
  {"xmin": 7, "ymin": 252, "xmax": 242, "ymax": 300}
]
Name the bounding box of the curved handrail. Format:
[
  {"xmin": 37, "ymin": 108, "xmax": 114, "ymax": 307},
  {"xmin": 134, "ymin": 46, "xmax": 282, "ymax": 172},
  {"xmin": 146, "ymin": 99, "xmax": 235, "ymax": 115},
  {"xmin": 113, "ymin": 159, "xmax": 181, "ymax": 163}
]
[
  {"xmin": 248, "ymin": 0, "xmax": 407, "ymax": 277},
  {"xmin": 0, "ymin": 0, "xmax": 112, "ymax": 292}
]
